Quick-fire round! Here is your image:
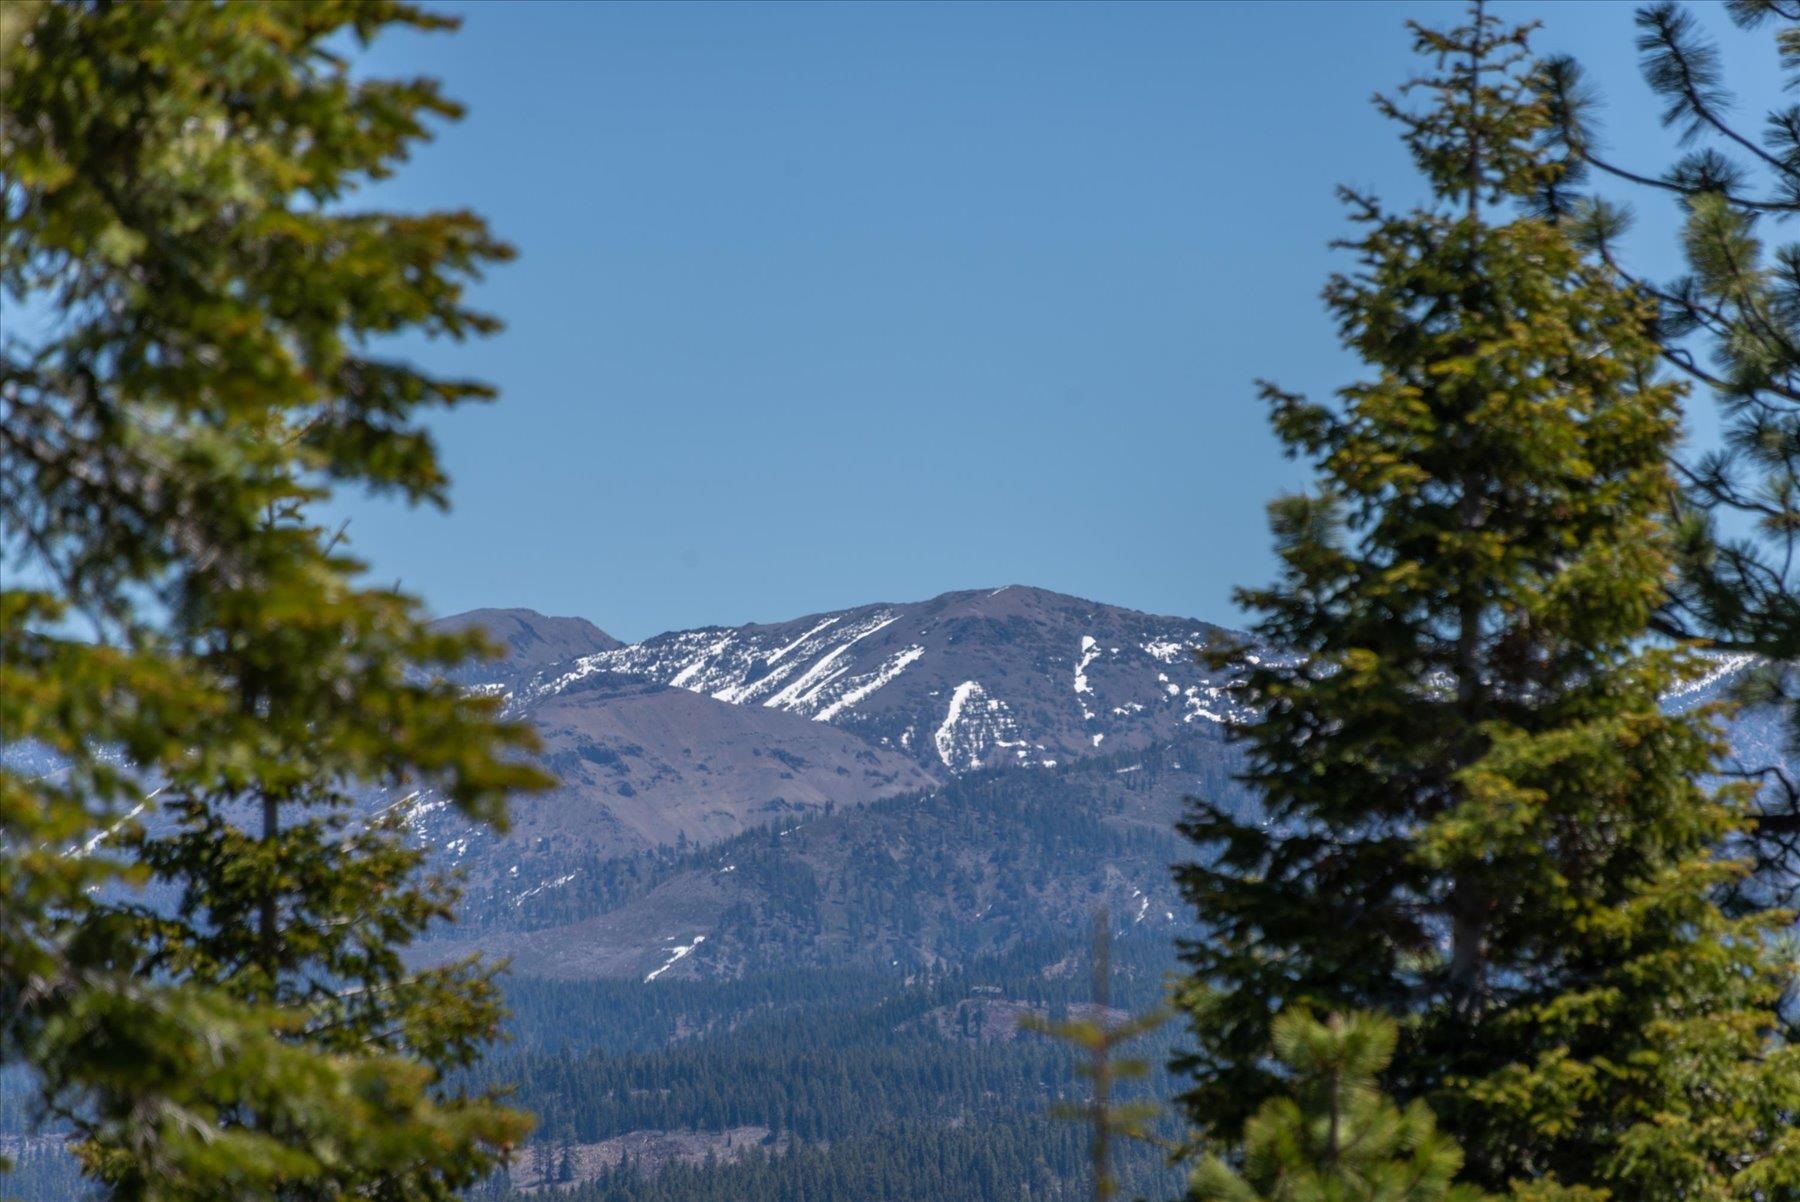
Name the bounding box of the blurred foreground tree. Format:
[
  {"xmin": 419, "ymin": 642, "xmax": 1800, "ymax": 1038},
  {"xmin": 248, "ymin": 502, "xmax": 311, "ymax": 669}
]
[
  {"xmin": 1539, "ymin": 2, "xmax": 1800, "ymax": 904},
  {"xmin": 1, "ymin": 2, "xmax": 547, "ymax": 1197},
  {"xmin": 1186, "ymin": 1012, "xmax": 1487, "ymax": 1202},
  {"xmin": 1176, "ymin": 4, "xmax": 1800, "ymax": 1194}
]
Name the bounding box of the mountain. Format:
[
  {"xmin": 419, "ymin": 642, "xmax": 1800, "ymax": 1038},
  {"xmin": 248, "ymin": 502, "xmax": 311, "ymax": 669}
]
[
  {"xmin": 411, "ymin": 588, "xmax": 1248, "ymax": 919},
  {"xmin": 421, "ymin": 586, "xmax": 1785, "ymax": 983},
  {"xmin": 427, "ymin": 729, "xmax": 1246, "ymax": 980},
  {"xmin": 431, "ymin": 607, "xmax": 623, "ymax": 691},
  {"xmin": 514, "ymin": 585, "xmax": 1239, "ymax": 776}
]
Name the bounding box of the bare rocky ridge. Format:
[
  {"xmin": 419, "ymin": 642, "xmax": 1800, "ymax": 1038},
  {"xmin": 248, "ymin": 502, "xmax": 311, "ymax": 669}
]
[
  {"xmin": 432, "ymin": 607, "xmax": 622, "ymax": 691},
  {"xmin": 489, "ymin": 670, "xmax": 937, "ymax": 855}
]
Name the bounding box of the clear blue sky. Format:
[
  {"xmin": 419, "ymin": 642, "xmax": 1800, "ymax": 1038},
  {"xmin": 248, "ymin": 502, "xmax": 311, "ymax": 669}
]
[{"xmin": 338, "ymin": 1, "xmax": 1776, "ymax": 642}]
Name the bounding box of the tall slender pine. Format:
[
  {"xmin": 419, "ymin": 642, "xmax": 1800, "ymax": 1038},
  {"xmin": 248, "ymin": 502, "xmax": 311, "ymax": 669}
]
[{"xmin": 1175, "ymin": 6, "xmax": 1800, "ymax": 1193}]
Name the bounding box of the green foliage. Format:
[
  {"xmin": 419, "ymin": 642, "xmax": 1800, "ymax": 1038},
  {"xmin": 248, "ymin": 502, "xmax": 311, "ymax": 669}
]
[
  {"xmin": 462, "ymin": 937, "xmax": 1183, "ymax": 1202},
  {"xmin": 0, "ymin": 935, "xmax": 1174, "ymax": 1202},
  {"xmin": 476, "ymin": 1115, "xmax": 1146, "ymax": 1202},
  {"xmin": 1538, "ymin": 3, "xmax": 1800, "ymax": 902},
  {"xmin": 1187, "ymin": 1011, "xmax": 1483, "ymax": 1202},
  {"xmin": 1, "ymin": 1, "xmax": 547, "ymax": 1197},
  {"xmin": 1176, "ymin": 5, "xmax": 1800, "ymax": 1195}
]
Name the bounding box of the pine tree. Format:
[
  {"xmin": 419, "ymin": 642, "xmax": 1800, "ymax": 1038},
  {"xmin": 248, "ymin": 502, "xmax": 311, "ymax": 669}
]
[
  {"xmin": 1, "ymin": 2, "xmax": 547, "ymax": 1197},
  {"xmin": 1187, "ymin": 1011, "xmax": 1488, "ymax": 1202},
  {"xmin": 1175, "ymin": 5, "xmax": 1800, "ymax": 1193},
  {"xmin": 1538, "ymin": 3, "xmax": 1800, "ymax": 904},
  {"xmin": 1021, "ymin": 912, "xmax": 1164, "ymax": 1202}
]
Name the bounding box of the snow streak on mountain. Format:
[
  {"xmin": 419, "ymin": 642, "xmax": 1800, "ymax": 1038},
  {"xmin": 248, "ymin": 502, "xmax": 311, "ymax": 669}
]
[{"xmin": 520, "ymin": 585, "xmax": 1242, "ymax": 776}]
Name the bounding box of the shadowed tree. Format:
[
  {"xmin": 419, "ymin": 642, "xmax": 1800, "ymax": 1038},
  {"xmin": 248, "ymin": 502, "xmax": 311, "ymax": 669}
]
[
  {"xmin": 1539, "ymin": 2, "xmax": 1800, "ymax": 906},
  {"xmin": 1175, "ymin": 4, "xmax": 1800, "ymax": 1194},
  {"xmin": 1, "ymin": 2, "xmax": 549, "ymax": 1197}
]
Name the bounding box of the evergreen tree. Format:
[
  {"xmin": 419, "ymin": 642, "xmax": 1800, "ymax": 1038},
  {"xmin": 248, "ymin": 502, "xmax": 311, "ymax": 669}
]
[
  {"xmin": 1175, "ymin": 5, "xmax": 1800, "ymax": 1193},
  {"xmin": 1538, "ymin": 3, "xmax": 1800, "ymax": 903},
  {"xmin": 1187, "ymin": 1011, "xmax": 1486, "ymax": 1202},
  {"xmin": 1, "ymin": 2, "xmax": 547, "ymax": 1197},
  {"xmin": 1022, "ymin": 912, "xmax": 1165, "ymax": 1202}
]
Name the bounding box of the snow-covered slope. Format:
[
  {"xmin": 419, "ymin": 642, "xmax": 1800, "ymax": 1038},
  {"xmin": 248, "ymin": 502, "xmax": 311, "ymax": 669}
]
[{"xmin": 516, "ymin": 586, "xmax": 1243, "ymax": 777}]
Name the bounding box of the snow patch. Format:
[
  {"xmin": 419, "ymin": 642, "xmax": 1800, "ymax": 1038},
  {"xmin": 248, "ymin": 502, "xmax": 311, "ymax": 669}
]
[
  {"xmin": 812, "ymin": 644, "xmax": 925, "ymax": 723},
  {"xmin": 1182, "ymin": 682, "xmax": 1239, "ymax": 725},
  {"xmin": 935, "ymin": 682, "xmax": 983, "ymax": 768},
  {"xmin": 1075, "ymin": 636, "xmax": 1101, "ymax": 721},
  {"xmin": 766, "ymin": 617, "xmax": 842, "ymax": 666},
  {"xmin": 932, "ymin": 680, "xmax": 1023, "ymax": 772},
  {"xmin": 1662, "ymin": 652, "xmax": 1759, "ymax": 708},
  {"xmin": 761, "ymin": 614, "xmax": 901, "ymax": 714},
  {"xmin": 670, "ymin": 634, "xmax": 737, "ymax": 689},
  {"xmin": 78, "ymin": 793, "xmax": 157, "ymax": 855},
  {"xmin": 513, "ymin": 872, "xmax": 577, "ymax": 906},
  {"xmin": 645, "ymin": 934, "xmax": 707, "ymax": 982}
]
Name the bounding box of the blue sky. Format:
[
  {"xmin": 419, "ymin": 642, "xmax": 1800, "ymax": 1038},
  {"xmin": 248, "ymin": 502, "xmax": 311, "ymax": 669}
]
[{"xmin": 339, "ymin": 1, "xmax": 1777, "ymax": 642}]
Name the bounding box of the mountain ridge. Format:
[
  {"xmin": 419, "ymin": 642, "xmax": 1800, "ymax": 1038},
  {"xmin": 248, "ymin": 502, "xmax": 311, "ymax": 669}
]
[
  {"xmin": 487, "ymin": 585, "xmax": 1243, "ymax": 777},
  {"xmin": 419, "ymin": 586, "xmax": 1778, "ymax": 984},
  {"xmin": 402, "ymin": 585, "xmax": 1249, "ymax": 973}
]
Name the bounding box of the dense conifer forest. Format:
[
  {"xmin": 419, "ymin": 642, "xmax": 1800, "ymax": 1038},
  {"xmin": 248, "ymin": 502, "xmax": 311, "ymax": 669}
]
[{"xmin": 2, "ymin": 935, "xmax": 1186, "ymax": 1201}]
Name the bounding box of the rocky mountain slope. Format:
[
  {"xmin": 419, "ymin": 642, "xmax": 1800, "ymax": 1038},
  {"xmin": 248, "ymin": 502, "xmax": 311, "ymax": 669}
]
[
  {"xmin": 508, "ymin": 586, "xmax": 1239, "ymax": 772},
  {"xmin": 468, "ymin": 670, "xmax": 937, "ymax": 857},
  {"xmin": 413, "ymin": 588, "xmax": 1245, "ymax": 905},
  {"xmin": 433, "ymin": 607, "xmax": 622, "ymax": 691},
  {"xmin": 429, "ymin": 730, "xmax": 1245, "ymax": 980},
  {"xmin": 414, "ymin": 587, "xmax": 1783, "ymax": 983}
]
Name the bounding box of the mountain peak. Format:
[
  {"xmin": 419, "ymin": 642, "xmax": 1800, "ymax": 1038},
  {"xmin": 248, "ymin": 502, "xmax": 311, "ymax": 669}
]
[
  {"xmin": 432, "ymin": 607, "xmax": 623, "ymax": 687},
  {"xmin": 530, "ymin": 586, "xmax": 1239, "ymax": 776}
]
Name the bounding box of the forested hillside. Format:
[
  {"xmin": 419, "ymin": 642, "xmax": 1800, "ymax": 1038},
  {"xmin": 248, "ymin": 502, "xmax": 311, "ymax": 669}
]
[
  {"xmin": 2, "ymin": 935, "xmax": 1186, "ymax": 1201},
  {"xmin": 427, "ymin": 727, "xmax": 1242, "ymax": 978},
  {"xmin": 476, "ymin": 933, "xmax": 1185, "ymax": 1199}
]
